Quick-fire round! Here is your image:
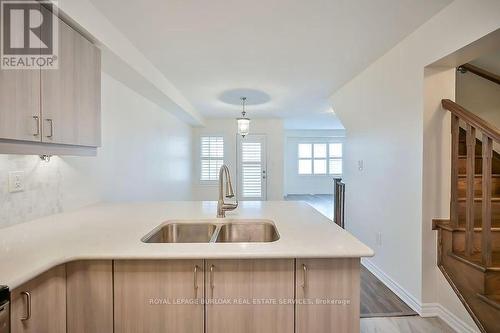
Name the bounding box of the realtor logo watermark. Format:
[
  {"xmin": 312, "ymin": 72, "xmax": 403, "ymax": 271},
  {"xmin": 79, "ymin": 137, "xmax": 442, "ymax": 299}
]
[{"xmin": 1, "ymin": 0, "xmax": 58, "ymax": 69}]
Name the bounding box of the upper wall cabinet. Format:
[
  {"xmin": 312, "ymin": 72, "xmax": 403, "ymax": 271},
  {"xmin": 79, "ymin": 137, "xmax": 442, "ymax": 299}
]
[
  {"xmin": 0, "ymin": 2, "xmax": 41, "ymax": 142},
  {"xmin": 0, "ymin": 65, "xmax": 41, "ymax": 142},
  {"xmin": 0, "ymin": 5, "xmax": 101, "ymax": 155},
  {"xmin": 41, "ymin": 8, "xmax": 101, "ymax": 147}
]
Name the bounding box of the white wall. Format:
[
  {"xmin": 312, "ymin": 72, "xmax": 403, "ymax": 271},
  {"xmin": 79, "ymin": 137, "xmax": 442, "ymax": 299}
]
[
  {"xmin": 192, "ymin": 118, "xmax": 284, "ymax": 201},
  {"xmin": 456, "ymin": 69, "xmax": 500, "ymax": 127},
  {"xmin": 0, "ymin": 73, "xmax": 193, "ymax": 228},
  {"xmin": 330, "ymin": 0, "xmax": 500, "ymax": 330},
  {"xmin": 284, "ymin": 130, "xmax": 345, "ymax": 195},
  {"xmin": 96, "ymin": 73, "xmax": 192, "ymax": 201},
  {"xmin": 422, "ymin": 67, "xmax": 474, "ymax": 327}
]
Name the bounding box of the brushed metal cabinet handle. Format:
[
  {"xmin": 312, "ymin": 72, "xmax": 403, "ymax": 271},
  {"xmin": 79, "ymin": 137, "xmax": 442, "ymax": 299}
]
[
  {"xmin": 210, "ymin": 265, "xmax": 215, "ymax": 295},
  {"xmin": 21, "ymin": 291, "xmax": 31, "ymax": 321},
  {"xmin": 302, "ymin": 264, "xmax": 307, "ymax": 289},
  {"xmin": 32, "ymin": 116, "xmax": 40, "ymax": 136},
  {"xmin": 45, "ymin": 119, "xmax": 53, "ymax": 138},
  {"xmin": 194, "ymin": 265, "xmax": 199, "ymax": 297}
]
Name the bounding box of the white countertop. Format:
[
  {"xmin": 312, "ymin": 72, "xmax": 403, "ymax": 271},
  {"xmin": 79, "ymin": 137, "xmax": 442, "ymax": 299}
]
[{"xmin": 0, "ymin": 201, "xmax": 374, "ymax": 289}]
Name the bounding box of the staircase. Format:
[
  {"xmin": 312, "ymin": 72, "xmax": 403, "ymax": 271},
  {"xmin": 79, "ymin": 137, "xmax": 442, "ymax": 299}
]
[{"xmin": 434, "ymin": 100, "xmax": 500, "ymax": 333}]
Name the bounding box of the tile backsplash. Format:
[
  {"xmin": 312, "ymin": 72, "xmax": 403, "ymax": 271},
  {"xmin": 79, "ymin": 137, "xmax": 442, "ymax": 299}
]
[
  {"xmin": 0, "ymin": 155, "xmax": 100, "ymax": 229},
  {"xmin": 0, "ymin": 73, "xmax": 194, "ymax": 229}
]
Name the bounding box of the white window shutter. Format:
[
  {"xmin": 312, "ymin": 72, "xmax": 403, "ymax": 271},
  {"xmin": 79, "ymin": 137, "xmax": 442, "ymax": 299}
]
[{"xmin": 200, "ymin": 136, "xmax": 224, "ymax": 181}]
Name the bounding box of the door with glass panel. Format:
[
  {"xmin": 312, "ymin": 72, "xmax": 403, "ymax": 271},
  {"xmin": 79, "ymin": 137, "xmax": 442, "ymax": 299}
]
[{"xmin": 238, "ymin": 135, "xmax": 267, "ymax": 200}]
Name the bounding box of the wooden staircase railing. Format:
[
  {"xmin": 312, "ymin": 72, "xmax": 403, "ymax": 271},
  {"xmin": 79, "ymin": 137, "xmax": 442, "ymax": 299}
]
[
  {"xmin": 442, "ymin": 99, "xmax": 500, "ymax": 266},
  {"xmin": 458, "ymin": 63, "xmax": 500, "ymax": 86}
]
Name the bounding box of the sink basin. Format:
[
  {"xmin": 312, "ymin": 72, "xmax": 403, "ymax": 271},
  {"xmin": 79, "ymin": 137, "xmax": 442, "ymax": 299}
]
[
  {"xmin": 142, "ymin": 223, "xmax": 217, "ymax": 243},
  {"xmin": 142, "ymin": 219, "xmax": 279, "ymax": 243},
  {"xmin": 216, "ymin": 222, "xmax": 279, "ymax": 243}
]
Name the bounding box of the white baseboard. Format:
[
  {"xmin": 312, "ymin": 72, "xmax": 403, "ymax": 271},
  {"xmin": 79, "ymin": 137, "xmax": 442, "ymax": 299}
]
[
  {"xmin": 361, "ymin": 258, "xmax": 479, "ymax": 333},
  {"xmin": 420, "ymin": 303, "xmax": 480, "ymax": 333},
  {"xmin": 361, "ymin": 258, "xmax": 422, "ymax": 313}
]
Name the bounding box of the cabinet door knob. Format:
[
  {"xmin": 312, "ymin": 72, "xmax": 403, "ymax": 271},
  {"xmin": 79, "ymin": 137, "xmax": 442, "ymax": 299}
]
[
  {"xmin": 20, "ymin": 291, "xmax": 31, "ymax": 321},
  {"xmin": 32, "ymin": 116, "xmax": 40, "ymax": 136},
  {"xmin": 45, "ymin": 119, "xmax": 53, "ymax": 138}
]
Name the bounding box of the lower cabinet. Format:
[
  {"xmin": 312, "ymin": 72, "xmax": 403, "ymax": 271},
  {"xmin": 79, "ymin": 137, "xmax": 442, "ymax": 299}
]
[
  {"xmin": 66, "ymin": 260, "xmax": 113, "ymax": 333},
  {"xmin": 10, "ymin": 265, "xmax": 66, "ymax": 333},
  {"xmin": 113, "ymin": 260, "xmax": 204, "ymax": 333},
  {"xmin": 296, "ymin": 258, "xmax": 360, "ymax": 333},
  {"xmin": 9, "ymin": 258, "xmax": 361, "ymax": 333},
  {"xmin": 205, "ymin": 259, "xmax": 295, "ymax": 333}
]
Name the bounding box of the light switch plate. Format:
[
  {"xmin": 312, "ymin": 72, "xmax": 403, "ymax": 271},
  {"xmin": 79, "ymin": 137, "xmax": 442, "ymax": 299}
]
[
  {"xmin": 358, "ymin": 160, "xmax": 364, "ymax": 171},
  {"xmin": 8, "ymin": 171, "xmax": 25, "ymax": 193}
]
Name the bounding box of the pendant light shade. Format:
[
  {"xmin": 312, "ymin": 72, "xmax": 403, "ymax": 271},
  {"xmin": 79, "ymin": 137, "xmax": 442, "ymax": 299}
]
[
  {"xmin": 237, "ymin": 117, "xmax": 250, "ymax": 137},
  {"xmin": 237, "ymin": 97, "xmax": 250, "ymax": 138}
]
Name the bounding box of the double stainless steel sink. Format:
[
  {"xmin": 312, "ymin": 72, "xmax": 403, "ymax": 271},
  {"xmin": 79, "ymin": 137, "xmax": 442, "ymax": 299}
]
[{"xmin": 142, "ymin": 220, "xmax": 279, "ymax": 243}]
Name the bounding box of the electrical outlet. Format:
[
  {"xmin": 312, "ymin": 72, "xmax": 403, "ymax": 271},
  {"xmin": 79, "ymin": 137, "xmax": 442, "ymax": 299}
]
[
  {"xmin": 358, "ymin": 160, "xmax": 364, "ymax": 171},
  {"xmin": 8, "ymin": 171, "xmax": 25, "ymax": 193},
  {"xmin": 376, "ymin": 232, "xmax": 382, "ymax": 247}
]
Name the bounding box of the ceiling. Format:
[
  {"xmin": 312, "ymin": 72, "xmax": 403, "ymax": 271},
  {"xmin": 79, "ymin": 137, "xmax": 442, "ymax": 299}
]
[{"xmin": 89, "ymin": 0, "xmax": 451, "ymax": 129}]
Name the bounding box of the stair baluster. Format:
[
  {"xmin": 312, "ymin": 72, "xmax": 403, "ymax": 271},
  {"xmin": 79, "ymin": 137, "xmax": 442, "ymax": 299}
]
[
  {"xmin": 451, "ymin": 115, "xmax": 460, "ymax": 228},
  {"xmin": 434, "ymin": 99, "xmax": 500, "ymax": 333},
  {"xmin": 466, "ymin": 124, "xmax": 476, "ymax": 256},
  {"xmin": 482, "ymin": 134, "xmax": 493, "ymax": 267}
]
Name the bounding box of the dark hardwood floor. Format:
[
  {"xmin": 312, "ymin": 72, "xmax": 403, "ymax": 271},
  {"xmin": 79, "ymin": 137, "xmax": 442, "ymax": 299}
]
[{"xmin": 285, "ymin": 194, "xmax": 418, "ymax": 318}]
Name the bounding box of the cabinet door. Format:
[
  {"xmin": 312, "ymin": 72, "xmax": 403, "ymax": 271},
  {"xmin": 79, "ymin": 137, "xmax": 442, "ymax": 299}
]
[
  {"xmin": 296, "ymin": 259, "xmax": 360, "ymax": 333},
  {"xmin": 0, "ymin": 3, "xmax": 41, "ymax": 142},
  {"xmin": 41, "ymin": 11, "xmax": 101, "ymax": 147},
  {"xmin": 114, "ymin": 260, "xmax": 204, "ymax": 333},
  {"xmin": 10, "ymin": 265, "xmax": 66, "ymax": 333},
  {"xmin": 206, "ymin": 259, "xmax": 294, "ymax": 333},
  {"xmin": 66, "ymin": 260, "xmax": 113, "ymax": 333}
]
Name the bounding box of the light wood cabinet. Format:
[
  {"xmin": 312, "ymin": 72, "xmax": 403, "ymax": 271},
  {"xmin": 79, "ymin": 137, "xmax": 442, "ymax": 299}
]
[
  {"xmin": 0, "ymin": 6, "xmax": 100, "ymax": 154},
  {"xmin": 205, "ymin": 259, "xmax": 295, "ymax": 333},
  {"xmin": 0, "ymin": 2, "xmax": 41, "ymax": 143},
  {"xmin": 66, "ymin": 260, "xmax": 113, "ymax": 333},
  {"xmin": 0, "ymin": 68, "xmax": 41, "ymax": 142},
  {"xmin": 295, "ymin": 258, "xmax": 360, "ymax": 333},
  {"xmin": 7, "ymin": 258, "xmax": 361, "ymax": 333},
  {"xmin": 41, "ymin": 9, "xmax": 101, "ymax": 147},
  {"xmin": 10, "ymin": 265, "xmax": 66, "ymax": 333},
  {"xmin": 114, "ymin": 260, "xmax": 204, "ymax": 333}
]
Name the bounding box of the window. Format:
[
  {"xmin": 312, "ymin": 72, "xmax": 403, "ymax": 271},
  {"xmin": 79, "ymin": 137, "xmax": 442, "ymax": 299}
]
[
  {"xmin": 298, "ymin": 143, "xmax": 342, "ymax": 175},
  {"xmin": 313, "ymin": 143, "xmax": 327, "ymax": 174},
  {"xmin": 200, "ymin": 136, "xmax": 224, "ymax": 181},
  {"xmin": 298, "ymin": 144, "xmax": 313, "ymax": 174},
  {"xmin": 329, "ymin": 143, "xmax": 343, "ymax": 175}
]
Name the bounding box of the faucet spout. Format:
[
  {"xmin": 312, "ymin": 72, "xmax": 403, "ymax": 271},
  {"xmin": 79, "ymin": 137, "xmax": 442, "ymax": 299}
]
[{"xmin": 217, "ymin": 165, "xmax": 239, "ymax": 218}]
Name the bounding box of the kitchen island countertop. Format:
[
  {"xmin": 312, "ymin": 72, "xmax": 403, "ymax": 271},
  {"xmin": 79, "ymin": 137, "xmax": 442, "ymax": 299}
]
[{"xmin": 0, "ymin": 201, "xmax": 373, "ymax": 289}]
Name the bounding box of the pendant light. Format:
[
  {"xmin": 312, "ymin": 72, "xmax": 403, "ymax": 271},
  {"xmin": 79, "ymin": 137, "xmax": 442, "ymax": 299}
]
[{"xmin": 237, "ymin": 97, "xmax": 250, "ymax": 138}]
